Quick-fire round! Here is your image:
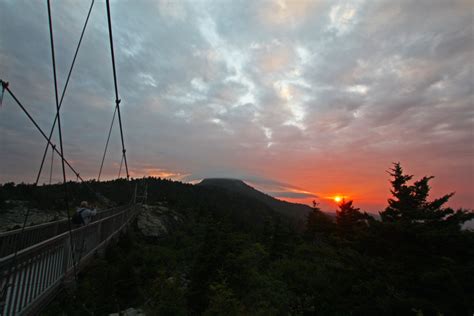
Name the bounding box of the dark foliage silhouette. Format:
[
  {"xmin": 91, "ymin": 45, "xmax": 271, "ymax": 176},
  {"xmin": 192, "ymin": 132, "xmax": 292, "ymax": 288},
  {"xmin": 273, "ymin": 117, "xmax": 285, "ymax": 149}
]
[{"xmin": 5, "ymin": 164, "xmax": 472, "ymax": 315}]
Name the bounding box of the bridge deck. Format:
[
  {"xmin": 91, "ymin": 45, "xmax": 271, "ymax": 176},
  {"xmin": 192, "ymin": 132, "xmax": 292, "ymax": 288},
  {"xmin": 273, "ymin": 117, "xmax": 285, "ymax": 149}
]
[
  {"xmin": 0, "ymin": 206, "xmax": 128, "ymax": 258},
  {"xmin": 0, "ymin": 205, "xmax": 139, "ymax": 315}
]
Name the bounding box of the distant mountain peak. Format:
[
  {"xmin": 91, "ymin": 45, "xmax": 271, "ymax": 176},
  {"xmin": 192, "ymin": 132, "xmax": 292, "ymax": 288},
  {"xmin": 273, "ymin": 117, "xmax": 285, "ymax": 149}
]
[
  {"xmin": 200, "ymin": 178, "xmax": 246, "ymax": 184},
  {"xmin": 199, "ymin": 178, "xmax": 249, "ymax": 187},
  {"xmin": 198, "ymin": 178, "xmax": 312, "ymax": 221}
]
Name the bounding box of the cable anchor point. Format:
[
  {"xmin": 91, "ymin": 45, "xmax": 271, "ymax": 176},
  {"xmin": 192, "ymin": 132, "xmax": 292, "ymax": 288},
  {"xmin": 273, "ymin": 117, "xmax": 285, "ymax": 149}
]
[{"xmin": 0, "ymin": 80, "xmax": 9, "ymax": 108}]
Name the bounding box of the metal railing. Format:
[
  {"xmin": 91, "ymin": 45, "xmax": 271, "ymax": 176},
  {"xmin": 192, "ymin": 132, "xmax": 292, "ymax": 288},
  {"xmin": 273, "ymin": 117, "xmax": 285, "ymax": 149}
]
[
  {"xmin": 0, "ymin": 205, "xmax": 139, "ymax": 315},
  {"xmin": 0, "ymin": 206, "xmax": 128, "ymax": 258}
]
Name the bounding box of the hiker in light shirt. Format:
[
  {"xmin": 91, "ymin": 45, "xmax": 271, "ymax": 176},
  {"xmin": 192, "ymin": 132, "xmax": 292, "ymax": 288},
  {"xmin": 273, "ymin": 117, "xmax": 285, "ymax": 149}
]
[{"xmin": 74, "ymin": 201, "xmax": 97, "ymax": 226}]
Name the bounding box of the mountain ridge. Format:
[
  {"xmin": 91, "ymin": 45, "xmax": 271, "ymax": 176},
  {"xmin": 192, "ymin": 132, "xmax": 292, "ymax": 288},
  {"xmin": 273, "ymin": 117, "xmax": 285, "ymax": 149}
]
[{"xmin": 198, "ymin": 178, "xmax": 312, "ymax": 221}]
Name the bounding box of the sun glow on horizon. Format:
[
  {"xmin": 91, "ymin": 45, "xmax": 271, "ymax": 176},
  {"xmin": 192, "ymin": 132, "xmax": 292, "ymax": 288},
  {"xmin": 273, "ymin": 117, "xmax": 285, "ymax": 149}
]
[{"xmin": 333, "ymin": 196, "xmax": 343, "ymax": 203}]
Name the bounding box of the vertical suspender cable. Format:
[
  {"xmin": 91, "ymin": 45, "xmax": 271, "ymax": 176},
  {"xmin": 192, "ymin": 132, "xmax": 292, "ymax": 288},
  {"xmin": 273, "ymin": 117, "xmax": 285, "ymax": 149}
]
[
  {"xmin": 0, "ymin": 81, "xmax": 6, "ymax": 107},
  {"xmin": 49, "ymin": 145, "xmax": 55, "ymax": 184},
  {"xmin": 118, "ymin": 154, "xmax": 124, "ymax": 178},
  {"xmin": 47, "ymin": 0, "xmax": 78, "ymax": 281},
  {"xmin": 0, "ymin": 0, "xmax": 94, "ymax": 306},
  {"xmin": 106, "ymin": 0, "xmax": 129, "ymax": 180},
  {"xmin": 36, "ymin": 0, "xmax": 95, "ymax": 184}
]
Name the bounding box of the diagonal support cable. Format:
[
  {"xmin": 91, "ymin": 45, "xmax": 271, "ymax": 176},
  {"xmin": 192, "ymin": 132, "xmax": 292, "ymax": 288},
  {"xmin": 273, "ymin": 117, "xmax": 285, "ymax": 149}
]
[
  {"xmin": 0, "ymin": 1, "xmax": 95, "ymax": 297},
  {"xmin": 106, "ymin": 0, "xmax": 129, "ymax": 180},
  {"xmin": 0, "ymin": 80, "xmax": 105, "ymax": 197},
  {"xmin": 98, "ymin": 105, "xmax": 117, "ymax": 181},
  {"xmin": 36, "ymin": 0, "xmax": 95, "ymax": 184},
  {"xmin": 49, "ymin": 144, "xmax": 55, "ymax": 184}
]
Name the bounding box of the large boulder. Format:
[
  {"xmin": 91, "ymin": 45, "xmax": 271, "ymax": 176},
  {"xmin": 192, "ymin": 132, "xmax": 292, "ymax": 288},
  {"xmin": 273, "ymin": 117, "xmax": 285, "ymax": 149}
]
[{"xmin": 136, "ymin": 204, "xmax": 184, "ymax": 238}]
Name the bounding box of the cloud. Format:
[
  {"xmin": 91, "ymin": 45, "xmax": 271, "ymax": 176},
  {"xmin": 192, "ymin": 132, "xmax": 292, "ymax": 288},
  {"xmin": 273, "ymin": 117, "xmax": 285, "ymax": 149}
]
[
  {"xmin": 328, "ymin": 2, "xmax": 361, "ymax": 35},
  {"xmin": 258, "ymin": 0, "xmax": 321, "ymax": 27},
  {"xmin": 270, "ymin": 191, "xmax": 318, "ymax": 199},
  {"xmin": 0, "ymin": 0, "xmax": 472, "ymax": 211}
]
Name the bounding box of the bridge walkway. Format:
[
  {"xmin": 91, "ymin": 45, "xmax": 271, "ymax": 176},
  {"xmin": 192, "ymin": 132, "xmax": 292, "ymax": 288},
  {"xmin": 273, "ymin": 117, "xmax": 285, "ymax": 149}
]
[{"xmin": 0, "ymin": 204, "xmax": 139, "ymax": 315}]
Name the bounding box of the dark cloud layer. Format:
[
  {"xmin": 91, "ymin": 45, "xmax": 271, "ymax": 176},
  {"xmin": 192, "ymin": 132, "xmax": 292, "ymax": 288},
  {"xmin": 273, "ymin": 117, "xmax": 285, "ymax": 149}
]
[{"xmin": 0, "ymin": 0, "xmax": 472, "ymax": 211}]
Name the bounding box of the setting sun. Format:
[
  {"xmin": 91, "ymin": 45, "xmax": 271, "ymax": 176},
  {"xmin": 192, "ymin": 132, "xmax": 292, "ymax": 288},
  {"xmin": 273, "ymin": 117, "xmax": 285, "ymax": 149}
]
[{"xmin": 333, "ymin": 196, "xmax": 343, "ymax": 203}]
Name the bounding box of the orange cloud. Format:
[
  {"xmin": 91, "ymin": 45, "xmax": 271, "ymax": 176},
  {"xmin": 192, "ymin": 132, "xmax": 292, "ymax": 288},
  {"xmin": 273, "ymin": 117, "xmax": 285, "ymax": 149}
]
[{"xmin": 130, "ymin": 167, "xmax": 190, "ymax": 181}]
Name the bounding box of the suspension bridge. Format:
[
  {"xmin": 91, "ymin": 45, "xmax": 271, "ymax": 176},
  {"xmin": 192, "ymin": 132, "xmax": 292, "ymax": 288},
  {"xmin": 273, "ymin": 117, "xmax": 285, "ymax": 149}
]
[{"xmin": 0, "ymin": 1, "xmax": 142, "ymax": 314}]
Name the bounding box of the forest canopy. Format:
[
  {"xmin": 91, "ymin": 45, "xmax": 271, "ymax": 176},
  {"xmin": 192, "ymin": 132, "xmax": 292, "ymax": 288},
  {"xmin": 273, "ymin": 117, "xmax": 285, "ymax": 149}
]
[{"xmin": 3, "ymin": 164, "xmax": 473, "ymax": 315}]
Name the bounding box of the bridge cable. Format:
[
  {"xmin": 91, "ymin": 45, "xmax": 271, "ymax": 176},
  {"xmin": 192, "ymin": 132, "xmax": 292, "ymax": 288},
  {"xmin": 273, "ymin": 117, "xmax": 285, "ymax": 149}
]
[
  {"xmin": 106, "ymin": 0, "xmax": 129, "ymax": 180},
  {"xmin": 0, "ymin": 79, "xmax": 94, "ymax": 285},
  {"xmin": 0, "ymin": 81, "xmax": 112, "ymax": 205},
  {"xmin": 49, "ymin": 144, "xmax": 55, "ymax": 184},
  {"xmin": 98, "ymin": 106, "xmax": 117, "ymax": 181},
  {"xmin": 0, "ymin": 81, "xmax": 86, "ymax": 182},
  {"xmin": 36, "ymin": 0, "xmax": 95, "ymax": 185},
  {"xmin": 118, "ymin": 154, "xmax": 124, "ymax": 178},
  {"xmin": 47, "ymin": 0, "xmax": 78, "ymax": 281},
  {"xmin": 0, "ymin": 0, "xmax": 93, "ymax": 302},
  {"xmin": 0, "ymin": 0, "xmax": 128, "ymax": 303},
  {"xmin": 0, "ymin": 81, "xmax": 6, "ymax": 107}
]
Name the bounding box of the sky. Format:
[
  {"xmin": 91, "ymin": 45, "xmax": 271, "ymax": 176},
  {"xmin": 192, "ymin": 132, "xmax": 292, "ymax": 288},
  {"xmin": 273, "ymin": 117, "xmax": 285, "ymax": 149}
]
[{"xmin": 0, "ymin": 0, "xmax": 473, "ymax": 213}]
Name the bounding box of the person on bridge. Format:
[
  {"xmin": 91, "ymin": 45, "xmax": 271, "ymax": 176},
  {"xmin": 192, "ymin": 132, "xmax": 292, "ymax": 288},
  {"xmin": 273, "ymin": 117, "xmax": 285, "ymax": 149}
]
[{"xmin": 72, "ymin": 201, "xmax": 97, "ymax": 226}]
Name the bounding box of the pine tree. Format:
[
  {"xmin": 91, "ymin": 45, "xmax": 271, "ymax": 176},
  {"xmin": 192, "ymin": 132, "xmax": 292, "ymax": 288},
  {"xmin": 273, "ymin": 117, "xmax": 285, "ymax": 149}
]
[
  {"xmin": 336, "ymin": 199, "xmax": 370, "ymax": 235},
  {"xmin": 305, "ymin": 200, "xmax": 334, "ymax": 240},
  {"xmin": 380, "ymin": 162, "xmax": 474, "ymax": 227}
]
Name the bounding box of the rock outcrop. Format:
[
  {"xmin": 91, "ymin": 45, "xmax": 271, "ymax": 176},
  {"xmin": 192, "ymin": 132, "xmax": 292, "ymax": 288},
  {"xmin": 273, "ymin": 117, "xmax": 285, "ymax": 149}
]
[
  {"xmin": 0, "ymin": 200, "xmax": 66, "ymax": 232},
  {"xmin": 136, "ymin": 204, "xmax": 184, "ymax": 238}
]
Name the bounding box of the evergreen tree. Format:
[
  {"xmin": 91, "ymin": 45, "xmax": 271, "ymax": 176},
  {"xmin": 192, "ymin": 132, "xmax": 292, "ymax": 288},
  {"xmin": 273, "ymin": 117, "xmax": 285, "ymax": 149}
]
[
  {"xmin": 380, "ymin": 162, "xmax": 474, "ymax": 227},
  {"xmin": 336, "ymin": 199, "xmax": 370, "ymax": 235},
  {"xmin": 305, "ymin": 200, "xmax": 334, "ymax": 240}
]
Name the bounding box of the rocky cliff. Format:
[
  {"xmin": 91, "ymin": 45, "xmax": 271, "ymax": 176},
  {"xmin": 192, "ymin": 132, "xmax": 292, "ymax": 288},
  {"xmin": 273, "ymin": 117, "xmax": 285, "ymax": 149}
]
[
  {"xmin": 0, "ymin": 200, "xmax": 66, "ymax": 232},
  {"xmin": 136, "ymin": 203, "xmax": 185, "ymax": 238}
]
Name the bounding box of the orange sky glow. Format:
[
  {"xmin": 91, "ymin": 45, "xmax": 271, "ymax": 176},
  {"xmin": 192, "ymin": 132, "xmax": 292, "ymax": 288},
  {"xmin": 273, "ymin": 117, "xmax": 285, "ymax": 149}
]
[{"xmin": 0, "ymin": 1, "xmax": 472, "ymax": 215}]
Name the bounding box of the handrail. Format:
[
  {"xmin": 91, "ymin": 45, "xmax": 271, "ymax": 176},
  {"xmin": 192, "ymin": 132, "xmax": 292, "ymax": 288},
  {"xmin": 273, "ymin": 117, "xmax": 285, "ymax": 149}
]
[
  {"xmin": 0, "ymin": 205, "xmax": 128, "ymax": 258},
  {"xmin": 0, "ymin": 205, "xmax": 139, "ymax": 315},
  {"xmin": 0, "ymin": 207, "xmax": 128, "ymax": 265},
  {"xmin": 0, "ymin": 205, "xmax": 124, "ymax": 237}
]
